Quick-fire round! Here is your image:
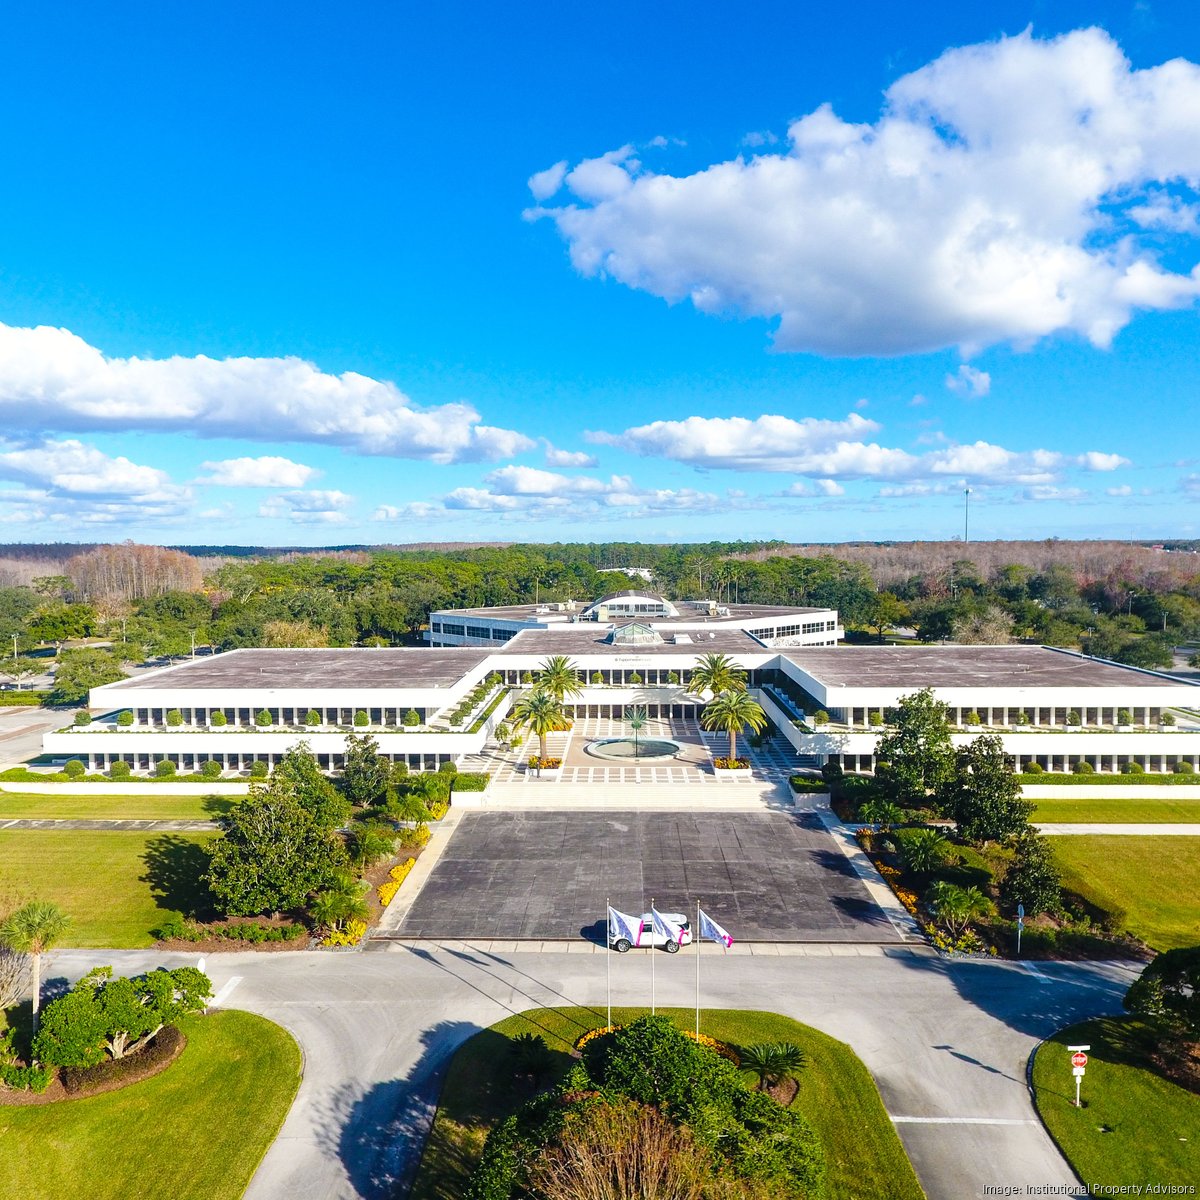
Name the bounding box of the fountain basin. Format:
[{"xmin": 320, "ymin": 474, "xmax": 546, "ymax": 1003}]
[{"xmin": 585, "ymin": 737, "xmax": 682, "ymax": 762}]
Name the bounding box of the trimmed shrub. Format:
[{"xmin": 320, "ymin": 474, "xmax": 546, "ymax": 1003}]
[
  {"xmin": 155, "ymin": 759, "xmax": 177, "ymax": 778},
  {"xmin": 438, "ymin": 760, "xmax": 458, "ymax": 776},
  {"xmin": 200, "ymin": 759, "xmax": 222, "ymax": 779},
  {"xmin": 305, "ymin": 709, "xmax": 321, "ymax": 726},
  {"xmin": 1161, "ymin": 711, "xmax": 1177, "ymax": 727},
  {"xmin": 668, "ymin": 671, "xmax": 680, "ymax": 684},
  {"xmin": 964, "ymin": 711, "xmax": 981, "ymax": 726},
  {"xmin": 1015, "ymin": 711, "xmax": 1030, "ymax": 726},
  {"xmin": 591, "ymin": 671, "xmax": 604, "ymax": 684},
  {"xmin": 63, "ymin": 758, "xmax": 87, "ymax": 779},
  {"xmin": 61, "ymin": 1025, "xmax": 185, "ymax": 1094},
  {"xmin": 249, "ymin": 760, "xmax": 269, "ymax": 779},
  {"xmin": 628, "ymin": 672, "xmax": 642, "ymax": 685},
  {"xmin": 354, "ymin": 710, "xmax": 369, "ymax": 727},
  {"xmin": 813, "ymin": 710, "xmax": 829, "ymax": 725},
  {"xmin": 868, "ymin": 711, "xmax": 883, "ymax": 727},
  {"xmin": 117, "ymin": 710, "xmax": 135, "ymax": 726},
  {"xmin": 1117, "ymin": 708, "xmax": 1133, "ymax": 726},
  {"xmin": 73, "ymin": 710, "xmax": 92, "ymax": 726},
  {"xmin": 1025, "ymin": 761, "xmax": 1044, "ymax": 774},
  {"xmin": 1174, "ymin": 760, "xmax": 1195, "ymax": 774},
  {"xmin": 255, "ymin": 709, "xmax": 273, "ymax": 727},
  {"xmin": 402, "ymin": 709, "xmax": 420, "ymax": 727},
  {"xmin": 1065, "ymin": 710, "xmax": 1082, "ymax": 726},
  {"xmin": 209, "ymin": 709, "xmax": 227, "ymax": 726},
  {"xmin": 108, "ymin": 760, "xmax": 132, "ymax": 780},
  {"xmin": 1121, "ymin": 761, "xmax": 1145, "ymax": 774},
  {"xmin": 451, "ymin": 772, "xmax": 490, "ymax": 792},
  {"xmin": 1071, "ymin": 760, "xmax": 1095, "ymax": 774},
  {"xmin": 166, "ymin": 709, "xmax": 183, "ymax": 727}
]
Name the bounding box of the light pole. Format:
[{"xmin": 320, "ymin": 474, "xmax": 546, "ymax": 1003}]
[
  {"xmin": 11, "ymin": 634, "xmax": 17, "ymax": 670},
  {"xmin": 963, "ymin": 487, "xmax": 971, "ymax": 543}
]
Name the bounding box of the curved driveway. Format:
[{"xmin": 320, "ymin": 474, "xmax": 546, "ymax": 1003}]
[{"xmin": 45, "ymin": 946, "xmax": 1137, "ymax": 1200}]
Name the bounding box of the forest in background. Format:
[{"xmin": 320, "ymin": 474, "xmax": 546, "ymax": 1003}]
[{"xmin": 0, "ymin": 539, "xmax": 1198, "ymax": 702}]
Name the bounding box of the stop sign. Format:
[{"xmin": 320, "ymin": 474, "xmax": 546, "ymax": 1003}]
[{"xmin": 1071, "ymin": 1052, "xmax": 1088, "ymax": 1068}]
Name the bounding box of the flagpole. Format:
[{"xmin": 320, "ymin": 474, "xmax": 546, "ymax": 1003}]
[
  {"xmin": 650, "ymin": 897, "xmax": 656, "ymax": 1016},
  {"xmin": 606, "ymin": 898, "xmax": 611, "ymax": 1029},
  {"xmin": 695, "ymin": 900, "xmax": 701, "ymax": 1037}
]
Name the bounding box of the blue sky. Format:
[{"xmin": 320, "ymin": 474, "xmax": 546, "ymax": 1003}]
[{"xmin": 0, "ymin": 1, "xmax": 1198, "ymax": 545}]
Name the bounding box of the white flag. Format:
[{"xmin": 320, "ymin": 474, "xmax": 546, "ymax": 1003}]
[
  {"xmin": 608, "ymin": 906, "xmax": 644, "ymax": 946},
  {"xmin": 698, "ymin": 907, "xmax": 734, "ymax": 950},
  {"xmin": 651, "ymin": 907, "xmax": 685, "ymax": 945}
]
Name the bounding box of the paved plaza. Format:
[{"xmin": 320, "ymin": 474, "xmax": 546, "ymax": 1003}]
[{"xmin": 394, "ymin": 809, "xmax": 903, "ymax": 941}]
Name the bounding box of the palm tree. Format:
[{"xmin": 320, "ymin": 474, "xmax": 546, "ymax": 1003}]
[
  {"xmin": 926, "ymin": 882, "xmax": 990, "ymax": 938},
  {"xmin": 899, "ymin": 828, "xmax": 950, "ymax": 876},
  {"xmin": 624, "ymin": 705, "xmax": 647, "ymax": 758},
  {"xmin": 536, "ymin": 656, "xmax": 584, "ymax": 704},
  {"xmin": 739, "ymin": 1041, "xmax": 808, "ymax": 1091},
  {"xmin": 309, "ymin": 875, "xmax": 370, "ymax": 934},
  {"xmin": 689, "ymin": 653, "xmax": 746, "ymax": 699},
  {"xmin": 701, "ymin": 690, "xmax": 767, "ymax": 762},
  {"xmin": 0, "ymin": 901, "xmax": 70, "ymax": 1034},
  {"xmin": 509, "ymin": 689, "xmax": 568, "ymax": 760},
  {"xmin": 859, "ymin": 798, "xmax": 905, "ymax": 833}
]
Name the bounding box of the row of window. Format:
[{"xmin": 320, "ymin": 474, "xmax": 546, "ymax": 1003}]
[
  {"xmin": 754, "ymin": 620, "xmax": 837, "ymax": 639},
  {"xmin": 430, "ymin": 621, "xmax": 515, "ymax": 641}
]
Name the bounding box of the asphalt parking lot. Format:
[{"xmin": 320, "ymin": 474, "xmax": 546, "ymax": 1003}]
[{"xmin": 395, "ymin": 811, "xmax": 902, "ymax": 942}]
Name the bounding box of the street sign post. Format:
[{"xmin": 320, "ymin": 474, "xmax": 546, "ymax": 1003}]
[
  {"xmin": 1068, "ymin": 1044, "xmax": 1090, "ymax": 1107},
  {"xmin": 1016, "ymin": 904, "xmax": 1025, "ymax": 956}
]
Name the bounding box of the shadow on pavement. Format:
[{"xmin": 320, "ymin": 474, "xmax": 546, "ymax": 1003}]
[{"xmin": 313, "ymin": 1018, "xmax": 483, "ymax": 1200}]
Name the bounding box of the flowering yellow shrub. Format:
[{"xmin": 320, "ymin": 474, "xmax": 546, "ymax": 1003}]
[
  {"xmin": 390, "ymin": 858, "xmax": 416, "ymax": 883},
  {"xmin": 574, "ymin": 1024, "xmax": 739, "ymax": 1064},
  {"xmin": 428, "ymin": 800, "xmax": 449, "ymax": 821},
  {"xmin": 323, "ymin": 919, "xmax": 367, "ymax": 947},
  {"xmin": 378, "ymin": 881, "xmax": 400, "ymax": 907}
]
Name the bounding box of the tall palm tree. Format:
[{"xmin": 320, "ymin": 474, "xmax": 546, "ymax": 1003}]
[
  {"xmin": 509, "ymin": 689, "xmax": 568, "ymax": 760},
  {"xmin": 689, "ymin": 653, "xmax": 746, "ymax": 699},
  {"xmin": 536, "ymin": 656, "xmax": 584, "ymax": 704},
  {"xmin": 739, "ymin": 1042, "xmax": 808, "ymax": 1091},
  {"xmin": 624, "ymin": 705, "xmax": 647, "ymax": 759},
  {"xmin": 0, "ymin": 901, "xmax": 70, "ymax": 1034},
  {"xmin": 701, "ymin": 690, "xmax": 767, "ymax": 762}
]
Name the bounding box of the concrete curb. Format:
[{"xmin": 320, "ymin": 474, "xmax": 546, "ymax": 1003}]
[{"xmin": 371, "ymin": 807, "xmax": 467, "ymax": 936}]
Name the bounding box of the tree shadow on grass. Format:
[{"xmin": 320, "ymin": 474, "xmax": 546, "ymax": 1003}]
[
  {"xmin": 140, "ymin": 834, "xmax": 216, "ymax": 921},
  {"xmin": 200, "ymin": 795, "xmax": 238, "ymax": 818}
]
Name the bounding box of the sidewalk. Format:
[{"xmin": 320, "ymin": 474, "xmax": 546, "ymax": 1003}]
[
  {"xmin": 0, "ymin": 817, "xmax": 218, "ymax": 831},
  {"xmin": 1034, "ymin": 822, "xmax": 1200, "ymax": 835}
]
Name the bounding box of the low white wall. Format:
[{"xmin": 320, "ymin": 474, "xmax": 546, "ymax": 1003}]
[
  {"xmin": 1022, "ymin": 784, "xmax": 1200, "ymax": 799},
  {"xmin": 0, "ymin": 781, "xmax": 250, "ymax": 795}
]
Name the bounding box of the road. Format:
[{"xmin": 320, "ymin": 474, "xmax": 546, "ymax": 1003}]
[
  {"xmin": 44, "ymin": 946, "xmax": 1137, "ymax": 1200},
  {"xmin": 0, "ymin": 704, "xmax": 78, "ymax": 767}
]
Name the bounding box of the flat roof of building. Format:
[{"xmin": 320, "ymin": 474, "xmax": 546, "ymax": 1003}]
[
  {"xmin": 103, "ymin": 647, "xmax": 492, "ymax": 691},
  {"xmin": 779, "ymin": 645, "xmax": 1196, "ymax": 691},
  {"xmin": 500, "ymin": 628, "xmax": 765, "ymax": 655},
  {"xmin": 438, "ymin": 601, "xmax": 832, "ymax": 623}
]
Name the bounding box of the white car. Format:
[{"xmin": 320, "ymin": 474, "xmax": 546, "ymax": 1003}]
[{"xmin": 610, "ymin": 912, "xmax": 693, "ymax": 953}]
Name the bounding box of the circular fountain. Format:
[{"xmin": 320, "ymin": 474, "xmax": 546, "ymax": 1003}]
[{"xmin": 585, "ymin": 737, "xmax": 682, "ymax": 761}]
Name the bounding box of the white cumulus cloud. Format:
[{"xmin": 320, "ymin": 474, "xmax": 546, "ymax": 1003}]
[
  {"xmin": 543, "ymin": 443, "xmax": 599, "ymax": 468},
  {"xmin": 258, "ymin": 489, "xmax": 355, "ymax": 525},
  {"xmin": 0, "ymin": 323, "xmax": 534, "ymax": 463},
  {"xmin": 198, "ymin": 456, "xmax": 320, "ymax": 488},
  {"xmin": 531, "ymin": 28, "xmax": 1200, "ymax": 355},
  {"xmin": 946, "ymin": 365, "xmax": 991, "ymax": 397}
]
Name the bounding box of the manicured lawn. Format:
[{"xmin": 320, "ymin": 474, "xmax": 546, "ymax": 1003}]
[
  {"xmin": 0, "ymin": 791, "xmax": 236, "ymax": 820},
  {"xmin": 1033, "ymin": 1017, "xmax": 1199, "ymax": 1189},
  {"xmin": 0, "ymin": 1010, "xmax": 301, "ymax": 1200},
  {"xmin": 1033, "ymin": 796, "xmax": 1200, "ymax": 823},
  {"xmin": 0, "ymin": 830, "xmax": 216, "ymax": 947},
  {"xmin": 410, "ymin": 1006, "xmax": 924, "ymax": 1200},
  {"xmin": 1049, "ymin": 836, "xmax": 1200, "ymax": 951}
]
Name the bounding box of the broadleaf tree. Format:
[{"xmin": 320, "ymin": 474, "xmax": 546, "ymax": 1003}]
[
  {"xmin": 948, "ymin": 734, "xmax": 1033, "ymax": 843},
  {"xmin": 874, "ymin": 688, "xmax": 957, "ymax": 808}
]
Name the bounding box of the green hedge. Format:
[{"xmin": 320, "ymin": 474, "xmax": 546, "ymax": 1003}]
[
  {"xmin": 789, "ymin": 775, "xmax": 828, "ymax": 793},
  {"xmin": 0, "ymin": 690, "xmax": 51, "ymax": 707},
  {"xmin": 0, "ymin": 766, "xmax": 248, "ymax": 786},
  {"xmin": 1018, "ymin": 773, "xmax": 1200, "ymax": 786},
  {"xmin": 451, "ymin": 772, "xmax": 490, "ymax": 792}
]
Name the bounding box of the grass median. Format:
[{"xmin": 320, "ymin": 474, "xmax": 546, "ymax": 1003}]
[
  {"xmin": 1032, "ymin": 1016, "xmax": 1199, "ymax": 1190},
  {"xmin": 0, "ymin": 1009, "xmax": 301, "ymax": 1200},
  {"xmin": 411, "ymin": 1005, "xmax": 924, "ymax": 1200},
  {"xmin": 0, "ymin": 791, "xmax": 236, "ymax": 821},
  {"xmin": 1049, "ymin": 835, "xmax": 1200, "ymax": 951},
  {"xmin": 0, "ymin": 829, "xmax": 215, "ymax": 946},
  {"xmin": 1033, "ymin": 796, "xmax": 1200, "ymax": 824}
]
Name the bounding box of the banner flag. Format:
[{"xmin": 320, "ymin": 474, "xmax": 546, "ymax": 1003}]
[
  {"xmin": 652, "ymin": 906, "xmax": 686, "ymax": 945},
  {"xmin": 608, "ymin": 906, "xmax": 644, "ymax": 946},
  {"xmin": 698, "ymin": 907, "xmax": 734, "ymax": 950}
]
